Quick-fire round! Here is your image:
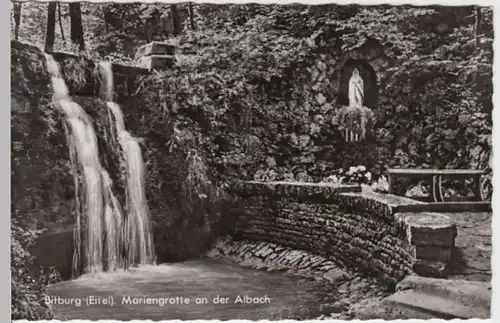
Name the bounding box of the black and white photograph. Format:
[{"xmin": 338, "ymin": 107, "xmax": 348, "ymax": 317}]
[{"xmin": 10, "ymin": 1, "xmax": 494, "ymax": 321}]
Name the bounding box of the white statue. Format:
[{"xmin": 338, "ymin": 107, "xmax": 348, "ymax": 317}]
[
  {"xmin": 344, "ymin": 68, "xmax": 365, "ymax": 142},
  {"xmin": 348, "ymin": 68, "xmax": 364, "ymax": 107}
]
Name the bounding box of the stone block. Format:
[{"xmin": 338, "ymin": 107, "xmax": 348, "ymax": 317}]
[
  {"xmin": 136, "ymin": 55, "xmax": 175, "ymax": 70},
  {"xmin": 135, "ymin": 41, "xmax": 175, "ymax": 59},
  {"xmin": 316, "ymin": 93, "xmax": 326, "ymax": 105},
  {"xmin": 413, "ymin": 259, "xmax": 447, "ymax": 278},
  {"xmin": 320, "ymin": 301, "xmax": 348, "ymax": 315},
  {"xmin": 412, "ymin": 245, "xmax": 452, "ymax": 262},
  {"xmin": 323, "ymin": 269, "xmax": 347, "ymax": 283},
  {"xmin": 402, "ymin": 212, "xmax": 457, "ymax": 247},
  {"xmin": 110, "ymin": 62, "xmax": 149, "ymax": 76}
]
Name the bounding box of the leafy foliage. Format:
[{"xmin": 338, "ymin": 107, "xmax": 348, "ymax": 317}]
[{"xmin": 11, "ymin": 219, "xmax": 55, "ymax": 320}]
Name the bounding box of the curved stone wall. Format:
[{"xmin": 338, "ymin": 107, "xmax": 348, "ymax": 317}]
[{"xmin": 228, "ymin": 181, "xmax": 457, "ymax": 286}]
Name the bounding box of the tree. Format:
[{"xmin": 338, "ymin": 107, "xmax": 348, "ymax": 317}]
[
  {"xmin": 13, "ymin": 2, "xmax": 22, "ymax": 40},
  {"xmin": 44, "ymin": 2, "xmax": 57, "ymax": 53},
  {"xmin": 475, "ymin": 6, "xmax": 481, "ymax": 45},
  {"xmin": 58, "ymin": 2, "xmax": 65, "ymax": 42},
  {"xmin": 188, "ymin": 3, "xmax": 196, "ymax": 31},
  {"xmin": 170, "ymin": 4, "xmax": 181, "ymax": 36},
  {"xmin": 69, "ymin": 3, "xmax": 85, "ymax": 51}
]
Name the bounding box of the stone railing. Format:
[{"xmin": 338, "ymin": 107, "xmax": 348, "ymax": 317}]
[{"xmin": 228, "ymin": 181, "xmax": 457, "ymax": 286}]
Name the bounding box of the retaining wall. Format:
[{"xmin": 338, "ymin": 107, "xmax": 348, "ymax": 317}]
[{"xmin": 228, "ymin": 181, "xmax": 458, "ymax": 285}]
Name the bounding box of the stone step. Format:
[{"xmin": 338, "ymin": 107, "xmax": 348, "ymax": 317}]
[
  {"xmin": 135, "ymin": 41, "xmax": 175, "ymax": 59},
  {"xmin": 383, "ymin": 289, "xmax": 489, "ymax": 319},
  {"xmin": 386, "ymin": 275, "xmax": 491, "ymax": 319},
  {"xmin": 396, "ymin": 275, "xmax": 491, "ymax": 309},
  {"xmin": 396, "ymin": 212, "xmax": 457, "ymax": 247},
  {"xmin": 412, "ymin": 244, "xmax": 452, "ymax": 262},
  {"xmin": 136, "ymin": 55, "xmax": 175, "ymax": 70},
  {"xmin": 352, "ymin": 299, "xmax": 438, "ymax": 320}
]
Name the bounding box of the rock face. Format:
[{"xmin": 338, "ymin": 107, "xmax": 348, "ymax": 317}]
[
  {"xmin": 11, "ymin": 40, "xmax": 229, "ymax": 276},
  {"xmin": 136, "ymin": 55, "xmax": 176, "ymax": 70},
  {"xmin": 397, "ymin": 212, "xmax": 457, "ymax": 277},
  {"xmin": 11, "ymin": 41, "xmax": 149, "ymax": 101},
  {"xmin": 11, "ymin": 41, "xmax": 74, "ymax": 245},
  {"xmin": 135, "ymin": 41, "xmax": 176, "ymax": 59}
]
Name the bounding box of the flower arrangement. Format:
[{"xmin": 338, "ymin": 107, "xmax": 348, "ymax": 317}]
[
  {"xmin": 333, "ymin": 105, "xmax": 375, "ymax": 141},
  {"xmin": 322, "ymin": 165, "xmax": 389, "ymax": 193},
  {"xmin": 322, "ymin": 165, "xmax": 372, "ymax": 185}
]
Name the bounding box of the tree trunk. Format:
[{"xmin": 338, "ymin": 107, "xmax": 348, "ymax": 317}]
[
  {"xmin": 103, "ymin": 6, "xmax": 109, "ymax": 32},
  {"xmin": 475, "ymin": 6, "xmax": 482, "ymax": 45},
  {"xmin": 13, "ymin": 2, "xmax": 22, "ymax": 40},
  {"xmin": 170, "ymin": 4, "xmax": 181, "ymax": 36},
  {"xmin": 44, "ymin": 2, "xmax": 57, "ymax": 53},
  {"xmin": 188, "ymin": 3, "xmax": 196, "ymax": 31},
  {"xmin": 58, "ymin": 2, "xmax": 65, "ymax": 42},
  {"xmin": 69, "ymin": 3, "xmax": 85, "ymax": 51}
]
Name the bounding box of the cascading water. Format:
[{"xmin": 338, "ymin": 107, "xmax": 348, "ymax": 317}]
[
  {"xmin": 100, "ymin": 62, "xmax": 155, "ymax": 266},
  {"xmin": 46, "ymin": 54, "xmax": 108, "ymax": 275},
  {"xmin": 44, "ymin": 55, "xmax": 154, "ymax": 277},
  {"xmin": 102, "ymin": 171, "xmax": 124, "ymax": 271}
]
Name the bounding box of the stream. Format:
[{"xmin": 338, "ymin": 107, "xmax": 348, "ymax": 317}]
[{"xmin": 48, "ymin": 258, "xmax": 339, "ymax": 320}]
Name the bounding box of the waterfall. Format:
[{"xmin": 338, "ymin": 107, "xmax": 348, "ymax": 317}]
[
  {"xmin": 100, "ymin": 62, "xmax": 155, "ymax": 266},
  {"xmin": 44, "ymin": 55, "xmax": 154, "ymax": 277},
  {"xmin": 102, "ymin": 171, "xmax": 124, "ymax": 271}
]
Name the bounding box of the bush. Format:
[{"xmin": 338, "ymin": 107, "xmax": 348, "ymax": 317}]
[
  {"xmin": 323, "ymin": 165, "xmax": 372, "ymax": 185},
  {"xmin": 11, "ymin": 219, "xmax": 55, "ymax": 320}
]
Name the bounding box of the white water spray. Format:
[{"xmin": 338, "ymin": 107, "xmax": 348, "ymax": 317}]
[
  {"xmin": 102, "ymin": 171, "xmax": 124, "ymax": 271},
  {"xmin": 100, "ymin": 62, "xmax": 155, "ymax": 266}
]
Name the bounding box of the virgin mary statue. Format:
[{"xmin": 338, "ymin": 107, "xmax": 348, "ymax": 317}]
[
  {"xmin": 336, "ymin": 67, "xmax": 374, "ymax": 142},
  {"xmin": 348, "ymin": 68, "xmax": 364, "ymax": 107}
]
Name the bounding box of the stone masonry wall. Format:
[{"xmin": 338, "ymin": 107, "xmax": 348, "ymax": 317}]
[{"xmin": 228, "ymin": 181, "xmax": 457, "ymax": 286}]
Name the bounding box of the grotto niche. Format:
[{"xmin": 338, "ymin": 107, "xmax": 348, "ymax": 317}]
[
  {"xmin": 335, "ymin": 59, "xmax": 378, "ymax": 142},
  {"xmin": 327, "ymin": 57, "xmax": 380, "ymax": 174}
]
